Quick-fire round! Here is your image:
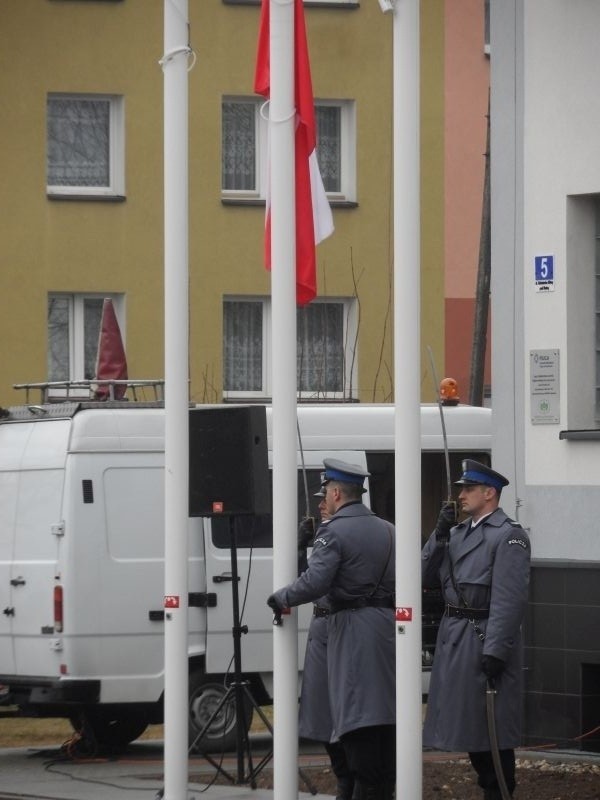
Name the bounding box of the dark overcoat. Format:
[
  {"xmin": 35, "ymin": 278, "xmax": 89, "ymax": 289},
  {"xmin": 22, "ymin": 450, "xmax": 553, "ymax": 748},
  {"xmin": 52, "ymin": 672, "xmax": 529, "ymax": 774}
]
[
  {"xmin": 421, "ymin": 507, "xmax": 530, "ymax": 751},
  {"xmin": 273, "ymin": 501, "xmax": 396, "ymax": 738},
  {"xmin": 296, "ymin": 522, "xmax": 333, "ymax": 742},
  {"xmin": 298, "ymin": 605, "xmax": 332, "ymax": 741}
]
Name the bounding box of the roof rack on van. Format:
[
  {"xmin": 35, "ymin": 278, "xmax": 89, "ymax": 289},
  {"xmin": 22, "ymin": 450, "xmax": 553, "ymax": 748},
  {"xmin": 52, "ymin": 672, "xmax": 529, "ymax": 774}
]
[{"xmin": 13, "ymin": 380, "xmax": 165, "ymax": 405}]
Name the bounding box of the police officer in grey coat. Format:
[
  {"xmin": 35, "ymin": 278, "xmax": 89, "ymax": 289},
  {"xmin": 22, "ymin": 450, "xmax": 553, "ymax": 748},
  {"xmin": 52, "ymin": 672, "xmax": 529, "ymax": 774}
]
[
  {"xmin": 268, "ymin": 459, "xmax": 396, "ymax": 800},
  {"xmin": 422, "ymin": 460, "xmax": 530, "ymax": 800},
  {"xmin": 297, "ymin": 490, "xmax": 353, "ymax": 800}
]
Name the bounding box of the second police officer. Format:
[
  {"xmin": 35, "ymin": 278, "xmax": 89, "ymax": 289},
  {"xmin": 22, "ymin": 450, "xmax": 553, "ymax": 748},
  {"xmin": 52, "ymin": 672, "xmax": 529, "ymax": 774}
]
[{"xmin": 268, "ymin": 458, "xmax": 396, "ymax": 800}]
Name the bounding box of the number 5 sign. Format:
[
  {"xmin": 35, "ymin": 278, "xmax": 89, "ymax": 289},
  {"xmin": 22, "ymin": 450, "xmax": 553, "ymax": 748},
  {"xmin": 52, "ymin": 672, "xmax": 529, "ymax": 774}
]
[{"xmin": 534, "ymin": 254, "xmax": 555, "ymax": 292}]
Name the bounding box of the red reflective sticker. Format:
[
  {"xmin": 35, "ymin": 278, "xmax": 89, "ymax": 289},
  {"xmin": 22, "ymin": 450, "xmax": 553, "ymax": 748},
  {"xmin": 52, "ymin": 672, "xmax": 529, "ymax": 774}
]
[
  {"xmin": 395, "ymin": 607, "xmax": 412, "ymax": 621},
  {"xmin": 164, "ymin": 595, "xmax": 180, "ymax": 608}
]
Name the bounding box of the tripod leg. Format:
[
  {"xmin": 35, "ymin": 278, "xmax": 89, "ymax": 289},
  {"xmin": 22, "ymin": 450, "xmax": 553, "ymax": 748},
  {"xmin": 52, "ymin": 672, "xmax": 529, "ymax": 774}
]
[
  {"xmin": 238, "ymin": 688, "xmax": 319, "ymax": 794},
  {"xmin": 153, "ymin": 682, "xmax": 238, "ymax": 800},
  {"xmin": 188, "ymin": 683, "xmax": 235, "ymax": 755},
  {"xmin": 252, "ymin": 702, "xmax": 274, "ymax": 733},
  {"xmin": 298, "ymin": 765, "xmax": 319, "ymax": 796}
]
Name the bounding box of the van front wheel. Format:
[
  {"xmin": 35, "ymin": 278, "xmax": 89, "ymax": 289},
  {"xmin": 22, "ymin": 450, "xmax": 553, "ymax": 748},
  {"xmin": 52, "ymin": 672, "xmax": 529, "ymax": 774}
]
[
  {"xmin": 70, "ymin": 708, "xmax": 149, "ymax": 751},
  {"xmin": 188, "ymin": 671, "xmax": 253, "ymax": 753}
]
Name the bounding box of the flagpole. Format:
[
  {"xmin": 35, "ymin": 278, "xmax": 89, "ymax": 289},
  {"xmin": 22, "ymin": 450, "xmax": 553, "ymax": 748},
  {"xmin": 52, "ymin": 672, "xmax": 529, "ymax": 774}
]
[
  {"xmin": 162, "ymin": 1, "xmax": 190, "ymax": 797},
  {"xmin": 269, "ymin": 1, "xmax": 299, "ymax": 798},
  {"xmin": 392, "ymin": 1, "xmax": 422, "ymax": 798}
]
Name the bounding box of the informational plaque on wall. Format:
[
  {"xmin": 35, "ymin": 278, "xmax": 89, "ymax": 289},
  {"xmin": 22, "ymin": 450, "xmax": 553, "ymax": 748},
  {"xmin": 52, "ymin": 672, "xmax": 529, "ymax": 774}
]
[{"xmin": 530, "ymin": 349, "xmax": 560, "ymax": 424}]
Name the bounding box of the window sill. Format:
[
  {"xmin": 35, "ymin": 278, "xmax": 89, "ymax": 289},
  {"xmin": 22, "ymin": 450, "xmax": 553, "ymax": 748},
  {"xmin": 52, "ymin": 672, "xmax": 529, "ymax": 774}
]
[
  {"xmin": 222, "ymin": 0, "xmax": 359, "ymax": 8},
  {"xmin": 221, "ymin": 197, "xmax": 358, "ymax": 209},
  {"xmin": 47, "ymin": 193, "xmax": 126, "ymax": 202},
  {"xmin": 221, "ymin": 197, "xmax": 264, "ymax": 207},
  {"xmin": 558, "ymin": 429, "xmax": 600, "ymax": 441}
]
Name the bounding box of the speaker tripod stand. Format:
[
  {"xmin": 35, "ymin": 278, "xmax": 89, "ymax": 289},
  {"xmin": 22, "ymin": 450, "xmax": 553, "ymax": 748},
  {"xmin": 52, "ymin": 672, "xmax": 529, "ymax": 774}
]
[{"xmin": 188, "ymin": 515, "xmax": 317, "ymax": 792}]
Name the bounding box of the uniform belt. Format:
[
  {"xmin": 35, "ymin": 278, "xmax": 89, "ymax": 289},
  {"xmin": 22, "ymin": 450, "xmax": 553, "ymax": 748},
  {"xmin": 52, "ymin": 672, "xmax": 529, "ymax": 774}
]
[
  {"xmin": 330, "ymin": 596, "xmax": 395, "ymax": 614},
  {"xmin": 445, "ymin": 604, "xmax": 489, "ymax": 620},
  {"xmin": 313, "ymin": 606, "xmax": 330, "ymax": 618}
]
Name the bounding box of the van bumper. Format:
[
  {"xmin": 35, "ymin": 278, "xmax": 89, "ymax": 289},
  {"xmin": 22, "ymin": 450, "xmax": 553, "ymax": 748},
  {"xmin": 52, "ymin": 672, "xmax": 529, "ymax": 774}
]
[{"xmin": 0, "ymin": 676, "xmax": 100, "ymax": 709}]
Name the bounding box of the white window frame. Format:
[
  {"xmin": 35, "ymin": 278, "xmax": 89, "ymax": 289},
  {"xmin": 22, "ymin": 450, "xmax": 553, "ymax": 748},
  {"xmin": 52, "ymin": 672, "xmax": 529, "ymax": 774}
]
[
  {"xmin": 595, "ymin": 199, "xmax": 600, "ymax": 421},
  {"xmin": 221, "ymin": 97, "xmax": 356, "ymax": 203},
  {"xmin": 565, "ymin": 195, "xmax": 598, "ymax": 428},
  {"xmin": 223, "ymin": 296, "xmax": 358, "ymax": 401},
  {"xmin": 47, "ymin": 93, "xmax": 125, "ymax": 197},
  {"xmin": 315, "ymin": 98, "xmax": 356, "ymax": 203},
  {"xmin": 47, "ymin": 292, "xmax": 126, "ymax": 388},
  {"xmin": 221, "ymin": 96, "xmax": 267, "ymax": 201}
]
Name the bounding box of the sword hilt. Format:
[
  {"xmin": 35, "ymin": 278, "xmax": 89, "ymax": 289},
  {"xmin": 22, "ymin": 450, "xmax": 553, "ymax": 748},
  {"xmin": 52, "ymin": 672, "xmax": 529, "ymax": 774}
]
[{"xmin": 445, "ymin": 499, "xmax": 458, "ymax": 523}]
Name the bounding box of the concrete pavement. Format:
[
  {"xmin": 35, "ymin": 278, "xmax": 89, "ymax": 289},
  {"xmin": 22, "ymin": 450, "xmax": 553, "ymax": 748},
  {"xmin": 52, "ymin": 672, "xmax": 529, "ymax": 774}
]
[
  {"xmin": 0, "ymin": 738, "xmax": 334, "ymax": 800},
  {"xmin": 1, "ymin": 736, "xmax": 598, "ymax": 800}
]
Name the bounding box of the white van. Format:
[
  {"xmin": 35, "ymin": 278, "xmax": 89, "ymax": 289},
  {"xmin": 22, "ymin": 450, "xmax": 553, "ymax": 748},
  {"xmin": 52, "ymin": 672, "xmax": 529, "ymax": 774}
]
[{"xmin": 0, "ymin": 399, "xmax": 491, "ymax": 751}]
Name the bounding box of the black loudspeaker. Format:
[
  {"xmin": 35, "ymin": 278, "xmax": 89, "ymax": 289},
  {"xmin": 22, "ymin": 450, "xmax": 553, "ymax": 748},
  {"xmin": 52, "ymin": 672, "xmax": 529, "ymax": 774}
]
[{"xmin": 189, "ymin": 406, "xmax": 270, "ymax": 516}]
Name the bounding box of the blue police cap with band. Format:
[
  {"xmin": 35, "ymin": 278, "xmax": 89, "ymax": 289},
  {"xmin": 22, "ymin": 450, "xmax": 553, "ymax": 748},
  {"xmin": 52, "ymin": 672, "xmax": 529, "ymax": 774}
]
[
  {"xmin": 454, "ymin": 459, "xmax": 509, "ymax": 492},
  {"xmin": 321, "ymin": 458, "xmax": 370, "ymax": 493}
]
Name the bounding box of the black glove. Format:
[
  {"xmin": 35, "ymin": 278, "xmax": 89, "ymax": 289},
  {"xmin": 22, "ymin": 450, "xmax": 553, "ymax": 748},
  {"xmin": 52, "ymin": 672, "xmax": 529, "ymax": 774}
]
[
  {"xmin": 481, "ymin": 654, "xmax": 506, "ymax": 679},
  {"xmin": 435, "ymin": 501, "xmax": 457, "ymax": 544},
  {"xmin": 267, "ymin": 593, "xmax": 284, "ymax": 613},
  {"xmin": 297, "ymin": 517, "xmax": 316, "ymax": 549}
]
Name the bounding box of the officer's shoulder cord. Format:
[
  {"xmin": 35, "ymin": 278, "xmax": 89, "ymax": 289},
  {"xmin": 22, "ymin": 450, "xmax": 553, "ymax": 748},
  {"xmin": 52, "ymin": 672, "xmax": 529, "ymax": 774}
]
[{"xmin": 366, "ymin": 519, "xmax": 394, "ymax": 600}]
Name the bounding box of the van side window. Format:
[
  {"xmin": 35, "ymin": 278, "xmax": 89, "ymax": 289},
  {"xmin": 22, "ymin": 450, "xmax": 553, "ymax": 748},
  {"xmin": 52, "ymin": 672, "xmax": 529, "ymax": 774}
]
[
  {"xmin": 210, "ymin": 468, "xmax": 324, "ymax": 549},
  {"xmin": 365, "ymin": 451, "xmax": 490, "ymax": 541}
]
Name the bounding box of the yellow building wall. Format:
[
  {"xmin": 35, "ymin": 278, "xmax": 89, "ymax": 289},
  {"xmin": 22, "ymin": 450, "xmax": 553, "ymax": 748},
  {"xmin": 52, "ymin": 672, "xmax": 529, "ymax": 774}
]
[
  {"xmin": 420, "ymin": 0, "xmax": 445, "ymax": 400},
  {"xmin": 0, "ymin": 0, "xmax": 444, "ymax": 407}
]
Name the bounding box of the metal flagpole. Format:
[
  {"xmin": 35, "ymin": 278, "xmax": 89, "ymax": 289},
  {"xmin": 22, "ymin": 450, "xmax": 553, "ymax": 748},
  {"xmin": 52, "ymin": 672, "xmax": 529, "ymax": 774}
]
[
  {"xmin": 269, "ymin": 1, "xmax": 299, "ymax": 798},
  {"xmin": 162, "ymin": 1, "xmax": 190, "ymax": 797},
  {"xmin": 392, "ymin": 1, "xmax": 422, "ymax": 798}
]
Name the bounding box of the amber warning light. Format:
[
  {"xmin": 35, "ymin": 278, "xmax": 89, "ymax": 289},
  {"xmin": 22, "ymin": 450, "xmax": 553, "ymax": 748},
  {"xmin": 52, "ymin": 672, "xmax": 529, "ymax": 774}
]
[{"xmin": 440, "ymin": 377, "xmax": 460, "ymax": 406}]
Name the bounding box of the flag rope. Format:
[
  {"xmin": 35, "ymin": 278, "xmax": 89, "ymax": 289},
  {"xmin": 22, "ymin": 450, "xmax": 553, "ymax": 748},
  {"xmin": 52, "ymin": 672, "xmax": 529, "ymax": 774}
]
[{"xmin": 158, "ymin": 46, "xmax": 196, "ymax": 70}]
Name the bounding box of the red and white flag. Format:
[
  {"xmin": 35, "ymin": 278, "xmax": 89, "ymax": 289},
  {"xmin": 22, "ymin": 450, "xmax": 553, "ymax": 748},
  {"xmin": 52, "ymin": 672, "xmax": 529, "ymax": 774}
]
[
  {"xmin": 254, "ymin": 0, "xmax": 334, "ymax": 307},
  {"xmin": 94, "ymin": 298, "xmax": 128, "ymax": 400}
]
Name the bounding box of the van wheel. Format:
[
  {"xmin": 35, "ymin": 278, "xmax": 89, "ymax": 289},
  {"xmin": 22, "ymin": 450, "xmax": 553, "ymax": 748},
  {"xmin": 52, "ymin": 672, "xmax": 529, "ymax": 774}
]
[
  {"xmin": 188, "ymin": 671, "xmax": 253, "ymax": 753},
  {"xmin": 70, "ymin": 709, "xmax": 149, "ymax": 750}
]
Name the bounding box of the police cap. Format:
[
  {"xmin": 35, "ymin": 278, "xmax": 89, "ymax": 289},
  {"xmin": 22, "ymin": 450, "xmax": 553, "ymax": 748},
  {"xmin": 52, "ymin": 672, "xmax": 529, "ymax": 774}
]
[
  {"xmin": 454, "ymin": 459, "xmax": 509, "ymax": 492},
  {"xmin": 321, "ymin": 458, "xmax": 370, "ymax": 493}
]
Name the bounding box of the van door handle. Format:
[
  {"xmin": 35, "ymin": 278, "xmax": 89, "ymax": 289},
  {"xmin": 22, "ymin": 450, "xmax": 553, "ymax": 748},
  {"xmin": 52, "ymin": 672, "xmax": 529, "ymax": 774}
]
[
  {"xmin": 3, "ymin": 607, "xmax": 15, "ymax": 617},
  {"xmin": 10, "ymin": 577, "xmax": 26, "ymax": 587},
  {"xmin": 212, "ymin": 573, "xmax": 240, "ymax": 584}
]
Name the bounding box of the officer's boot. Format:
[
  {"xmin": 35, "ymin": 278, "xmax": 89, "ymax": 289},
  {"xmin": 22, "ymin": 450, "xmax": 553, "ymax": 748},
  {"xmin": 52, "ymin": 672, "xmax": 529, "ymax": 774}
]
[
  {"xmin": 353, "ymin": 781, "xmax": 384, "ymax": 800},
  {"xmin": 382, "ymin": 781, "xmax": 395, "ymax": 800},
  {"xmin": 334, "ymin": 775, "xmax": 354, "ymax": 800},
  {"xmin": 325, "ymin": 741, "xmax": 355, "ymax": 800},
  {"xmin": 483, "ymin": 789, "xmax": 512, "ymax": 799}
]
